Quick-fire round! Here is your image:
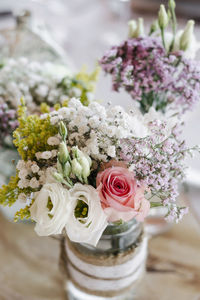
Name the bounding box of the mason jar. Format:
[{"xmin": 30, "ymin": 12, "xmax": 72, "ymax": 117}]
[{"xmin": 62, "ymin": 219, "xmax": 148, "ymax": 300}]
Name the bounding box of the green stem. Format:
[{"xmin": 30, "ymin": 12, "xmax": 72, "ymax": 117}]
[
  {"xmin": 150, "ymin": 202, "xmax": 164, "ymax": 208},
  {"xmin": 161, "ymin": 28, "xmax": 166, "ymax": 50},
  {"xmin": 169, "ymin": 9, "xmax": 177, "ymax": 52},
  {"xmin": 62, "ymin": 178, "xmax": 73, "ymax": 188},
  {"xmin": 65, "ymin": 176, "xmax": 73, "ymax": 186}
]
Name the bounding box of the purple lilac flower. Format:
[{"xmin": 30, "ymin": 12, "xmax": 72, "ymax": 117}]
[
  {"xmin": 0, "ymin": 103, "xmax": 18, "ymax": 146},
  {"xmin": 100, "ymin": 37, "xmax": 200, "ymax": 114}
]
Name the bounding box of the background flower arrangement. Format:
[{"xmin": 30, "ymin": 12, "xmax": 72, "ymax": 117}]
[
  {"xmin": 100, "ymin": 0, "xmax": 200, "ymax": 114},
  {"xmin": 0, "ymin": 98, "xmax": 198, "ymax": 246},
  {"xmin": 0, "ymin": 57, "xmax": 99, "ymax": 147}
]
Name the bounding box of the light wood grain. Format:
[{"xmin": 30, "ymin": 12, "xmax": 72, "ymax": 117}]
[{"xmin": 0, "ymin": 202, "xmax": 200, "ymax": 300}]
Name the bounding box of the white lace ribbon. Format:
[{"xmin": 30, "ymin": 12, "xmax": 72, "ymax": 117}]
[{"xmin": 65, "ymin": 235, "xmax": 148, "ymax": 292}]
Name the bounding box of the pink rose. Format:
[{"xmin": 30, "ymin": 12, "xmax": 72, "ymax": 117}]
[{"xmin": 96, "ymin": 166, "xmax": 150, "ymax": 222}]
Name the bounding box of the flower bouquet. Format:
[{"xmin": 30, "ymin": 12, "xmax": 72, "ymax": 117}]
[
  {"xmin": 0, "ymin": 57, "xmax": 98, "ymax": 221},
  {"xmin": 0, "ymin": 97, "xmax": 198, "ymax": 299},
  {"xmin": 100, "ymin": 0, "xmax": 200, "ymax": 115}
]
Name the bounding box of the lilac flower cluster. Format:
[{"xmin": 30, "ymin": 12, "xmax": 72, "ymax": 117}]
[
  {"xmin": 0, "ymin": 103, "xmax": 18, "ymax": 146},
  {"xmin": 100, "ymin": 37, "xmax": 200, "ymax": 114},
  {"xmin": 120, "ymin": 121, "xmax": 197, "ymax": 221}
]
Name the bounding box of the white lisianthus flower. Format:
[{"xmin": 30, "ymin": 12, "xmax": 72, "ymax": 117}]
[
  {"xmin": 30, "ymin": 183, "xmax": 71, "ymax": 236},
  {"xmin": 65, "ymin": 183, "xmax": 108, "ymax": 246}
]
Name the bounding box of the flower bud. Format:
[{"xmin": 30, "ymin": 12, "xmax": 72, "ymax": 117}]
[
  {"xmin": 128, "ymin": 18, "xmax": 144, "ymax": 38},
  {"xmin": 79, "ymin": 156, "xmax": 91, "ymax": 181},
  {"xmin": 86, "ymin": 155, "xmax": 92, "ymax": 168},
  {"xmin": 149, "ymin": 20, "xmax": 159, "ymax": 35},
  {"xmin": 158, "ymin": 5, "xmax": 169, "ymax": 29},
  {"xmin": 135, "ymin": 18, "xmax": 144, "ymax": 37},
  {"xmin": 128, "ymin": 20, "xmax": 137, "ymax": 38},
  {"xmin": 180, "ymin": 20, "xmax": 195, "ymax": 51},
  {"xmin": 168, "ymin": 0, "xmax": 176, "ymax": 11},
  {"xmin": 71, "ymin": 146, "xmax": 91, "ymax": 182},
  {"xmin": 59, "ymin": 121, "xmax": 68, "ymax": 141},
  {"xmin": 71, "ymin": 146, "xmax": 79, "ymax": 159},
  {"xmin": 167, "ymin": 9, "xmax": 171, "ymax": 20},
  {"xmin": 71, "ymin": 158, "xmax": 83, "ymax": 179},
  {"xmin": 63, "ymin": 161, "xmax": 71, "ymax": 178},
  {"xmin": 57, "ymin": 161, "xmax": 63, "ymax": 174},
  {"xmin": 58, "ymin": 141, "xmax": 69, "ymax": 165},
  {"xmin": 53, "ymin": 172, "xmax": 63, "ymax": 183}
]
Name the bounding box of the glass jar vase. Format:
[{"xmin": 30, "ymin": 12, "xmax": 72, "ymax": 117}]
[{"xmin": 61, "ymin": 219, "xmax": 148, "ymax": 300}]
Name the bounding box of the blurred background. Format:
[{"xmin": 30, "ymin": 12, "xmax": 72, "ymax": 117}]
[{"xmin": 0, "ymin": 0, "xmax": 200, "ymax": 222}]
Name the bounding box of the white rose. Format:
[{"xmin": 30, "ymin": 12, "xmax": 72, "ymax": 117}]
[
  {"xmin": 65, "ymin": 183, "xmax": 108, "ymax": 246},
  {"xmin": 30, "ymin": 183, "xmax": 71, "ymax": 236}
]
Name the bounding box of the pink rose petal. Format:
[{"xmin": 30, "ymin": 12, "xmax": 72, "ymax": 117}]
[{"xmin": 96, "ymin": 166, "xmax": 150, "ymax": 223}]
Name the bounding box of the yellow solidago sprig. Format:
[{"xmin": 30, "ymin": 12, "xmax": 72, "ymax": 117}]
[
  {"xmin": 0, "ymin": 175, "xmax": 20, "ymax": 207},
  {"xmin": 13, "ymin": 99, "xmax": 58, "ymax": 161},
  {"xmin": 14, "ymin": 204, "xmax": 32, "ymax": 222},
  {"xmin": 0, "ymin": 172, "xmax": 33, "ymax": 221}
]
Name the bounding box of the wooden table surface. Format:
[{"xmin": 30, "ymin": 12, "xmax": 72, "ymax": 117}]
[{"xmin": 0, "ymin": 195, "xmax": 200, "ymax": 300}]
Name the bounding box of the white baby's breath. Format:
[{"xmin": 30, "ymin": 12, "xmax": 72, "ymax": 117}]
[
  {"xmin": 18, "ymin": 193, "xmax": 27, "ymax": 203},
  {"xmin": 31, "ymin": 163, "xmax": 40, "ymax": 174},
  {"xmin": 41, "ymin": 98, "xmax": 170, "ymax": 163},
  {"xmin": 29, "ymin": 177, "xmax": 40, "ymax": 189},
  {"xmin": 47, "ymin": 136, "xmax": 60, "ymax": 146}
]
